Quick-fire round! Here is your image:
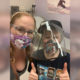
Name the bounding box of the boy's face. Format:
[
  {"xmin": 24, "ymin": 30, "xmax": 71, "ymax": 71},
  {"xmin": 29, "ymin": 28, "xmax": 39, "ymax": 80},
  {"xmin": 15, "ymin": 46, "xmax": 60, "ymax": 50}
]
[
  {"xmin": 42, "ymin": 30, "xmax": 61, "ymax": 46},
  {"xmin": 42, "ymin": 30, "xmax": 61, "ymax": 59},
  {"xmin": 11, "ymin": 16, "xmax": 35, "ymax": 39}
]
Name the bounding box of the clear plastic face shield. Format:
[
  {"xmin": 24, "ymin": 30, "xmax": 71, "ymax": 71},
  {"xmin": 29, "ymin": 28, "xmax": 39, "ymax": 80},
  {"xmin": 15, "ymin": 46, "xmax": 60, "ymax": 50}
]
[{"xmin": 32, "ymin": 20, "xmax": 64, "ymax": 60}]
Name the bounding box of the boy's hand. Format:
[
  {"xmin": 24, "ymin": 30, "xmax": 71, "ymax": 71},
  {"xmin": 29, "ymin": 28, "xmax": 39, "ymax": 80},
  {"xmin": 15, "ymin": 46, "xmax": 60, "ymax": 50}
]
[{"xmin": 59, "ymin": 63, "xmax": 70, "ymax": 80}]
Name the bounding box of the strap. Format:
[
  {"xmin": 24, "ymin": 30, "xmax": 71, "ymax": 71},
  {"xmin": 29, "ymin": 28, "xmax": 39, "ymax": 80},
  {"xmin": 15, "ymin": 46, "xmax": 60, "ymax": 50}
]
[{"xmin": 27, "ymin": 60, "xmax": 30, "ymax": 71}]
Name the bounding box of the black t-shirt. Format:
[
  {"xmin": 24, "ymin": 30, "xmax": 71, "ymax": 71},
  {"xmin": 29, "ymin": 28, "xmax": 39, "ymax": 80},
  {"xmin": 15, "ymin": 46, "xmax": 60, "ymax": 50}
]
[{"xmin": 29, "ymin": 49, "xmax": 70, "ymax": 75}]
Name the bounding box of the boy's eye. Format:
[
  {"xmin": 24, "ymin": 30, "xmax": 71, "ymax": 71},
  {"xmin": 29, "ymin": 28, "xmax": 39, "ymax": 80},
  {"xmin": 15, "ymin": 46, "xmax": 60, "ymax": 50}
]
[
  {"xmin": 44, "ymin": 36, "xmax": 51, "ymax": 39},
  {"xmin": 46, "ymin": 36, "xmax": 50, "ymax": 38}
]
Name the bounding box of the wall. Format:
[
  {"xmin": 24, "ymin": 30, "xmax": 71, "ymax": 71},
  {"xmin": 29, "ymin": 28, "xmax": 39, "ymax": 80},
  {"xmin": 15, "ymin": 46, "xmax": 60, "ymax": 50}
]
[
  {"xmin": 35, "ymin": 0, "xmax": 70, "ymax": 35},
  {"xmin": 10, "ymin": 0, "xmax": 36, "ymax": 11}
]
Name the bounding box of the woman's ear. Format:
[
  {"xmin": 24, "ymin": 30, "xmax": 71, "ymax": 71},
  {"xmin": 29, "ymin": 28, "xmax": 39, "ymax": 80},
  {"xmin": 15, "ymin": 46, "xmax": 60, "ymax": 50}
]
[
  {"xmin": 10, "ymin": 41, "xmax": 15, "ymax": 49},
  {"xmin": 10, "ymin": 41, "xmax": 16, "ymax": 59}
]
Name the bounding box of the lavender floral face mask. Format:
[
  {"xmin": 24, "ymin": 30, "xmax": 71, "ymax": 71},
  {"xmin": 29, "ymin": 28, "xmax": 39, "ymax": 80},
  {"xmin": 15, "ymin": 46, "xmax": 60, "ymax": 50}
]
[{"xmin": 10, "ymin": 34, "xmax": 32, "ymax": 48}]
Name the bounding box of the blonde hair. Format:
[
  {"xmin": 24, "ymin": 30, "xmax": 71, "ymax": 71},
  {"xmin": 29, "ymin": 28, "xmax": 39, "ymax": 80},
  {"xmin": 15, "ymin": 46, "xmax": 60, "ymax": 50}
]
[{"xmin": 10, "ymin": 12, "xmax": 36, "ymax": 27}]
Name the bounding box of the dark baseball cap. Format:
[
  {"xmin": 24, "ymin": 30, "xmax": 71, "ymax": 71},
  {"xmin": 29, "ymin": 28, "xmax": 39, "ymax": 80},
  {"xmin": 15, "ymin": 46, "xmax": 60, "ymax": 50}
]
[{"xmin": 38, "ymin": 20, "xmax": 63, "ymax": 34}]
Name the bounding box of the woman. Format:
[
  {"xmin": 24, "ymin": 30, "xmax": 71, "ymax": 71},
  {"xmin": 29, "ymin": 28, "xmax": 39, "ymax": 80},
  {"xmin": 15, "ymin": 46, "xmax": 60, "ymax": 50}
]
[{"xmin": 10, "ymin": 12, "xmax": 36, "ymax": 80}]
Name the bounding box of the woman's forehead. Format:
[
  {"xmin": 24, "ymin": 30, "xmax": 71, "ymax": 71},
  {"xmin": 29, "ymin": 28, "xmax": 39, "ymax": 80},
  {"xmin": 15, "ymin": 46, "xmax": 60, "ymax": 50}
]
[{"xmin": 14, "ymin": 16, "xmax": 34, "ymax": 24}]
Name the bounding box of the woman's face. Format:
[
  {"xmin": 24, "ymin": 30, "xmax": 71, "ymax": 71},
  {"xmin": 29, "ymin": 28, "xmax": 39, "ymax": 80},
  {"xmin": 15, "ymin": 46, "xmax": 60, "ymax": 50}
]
[{"xmin": 11, "ymin": 15, "xmax": 35, "ymax": 39}]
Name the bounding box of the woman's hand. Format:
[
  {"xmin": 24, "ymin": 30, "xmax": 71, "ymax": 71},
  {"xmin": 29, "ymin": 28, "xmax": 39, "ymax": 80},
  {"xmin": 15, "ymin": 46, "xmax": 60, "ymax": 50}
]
[{"xmin": 29, "ymin": 63, "xmax": 38, "ymax": 80}]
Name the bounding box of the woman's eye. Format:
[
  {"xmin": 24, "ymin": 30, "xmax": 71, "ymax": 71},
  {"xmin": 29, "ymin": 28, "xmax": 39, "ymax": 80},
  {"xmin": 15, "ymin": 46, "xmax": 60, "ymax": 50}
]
[
  {"xmin": 27, "ymin": 31, "xmax": 33, "ymax": 34},
  {"xmin": 15, "ymin": 27, "xmax": 25, "ymax": 32},
  {"xmin": 18, "ymin": 28, "xmax": 24, "ymax": 32}
]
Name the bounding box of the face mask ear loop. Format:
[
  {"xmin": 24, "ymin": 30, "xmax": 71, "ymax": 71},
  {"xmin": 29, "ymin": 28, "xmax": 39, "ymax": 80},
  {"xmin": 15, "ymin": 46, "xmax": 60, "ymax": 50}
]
[{"xmin": 45, "ymin": 21, "xmax": 63, "ymax": 56}]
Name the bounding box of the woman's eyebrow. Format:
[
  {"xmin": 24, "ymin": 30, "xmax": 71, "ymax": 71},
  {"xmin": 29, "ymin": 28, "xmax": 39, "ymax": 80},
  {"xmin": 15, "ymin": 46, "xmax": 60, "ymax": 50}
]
[{"xmin": 15, "ymin": 26, "xmax": 25, "ymax": 30}]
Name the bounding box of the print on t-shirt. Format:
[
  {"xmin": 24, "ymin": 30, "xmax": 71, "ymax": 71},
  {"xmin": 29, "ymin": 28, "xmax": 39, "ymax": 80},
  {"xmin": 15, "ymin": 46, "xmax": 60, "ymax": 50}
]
[{"xmin": 37, "ymin": 64, "xmax": 63, "ymax": 80}]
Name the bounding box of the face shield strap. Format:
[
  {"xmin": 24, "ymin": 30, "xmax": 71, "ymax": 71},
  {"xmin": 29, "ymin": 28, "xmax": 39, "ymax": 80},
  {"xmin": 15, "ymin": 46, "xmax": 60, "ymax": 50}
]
[
  {"xmin": 54, "ymin": 36, "xmax": 63, "ymax": 56},
  {"xmin": 45, "ymin": 21, "xmax": 63, "ymax": 56}
]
